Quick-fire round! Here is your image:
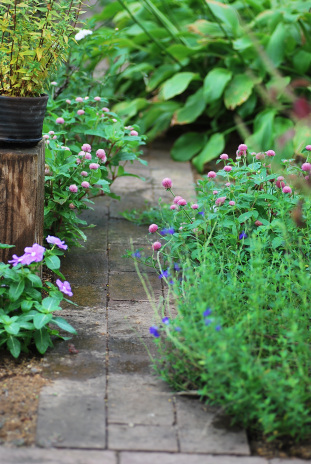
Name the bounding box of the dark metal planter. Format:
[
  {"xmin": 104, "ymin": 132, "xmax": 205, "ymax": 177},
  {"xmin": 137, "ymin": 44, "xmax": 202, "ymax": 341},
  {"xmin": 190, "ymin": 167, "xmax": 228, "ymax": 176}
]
[{"xmin": 0, "ymin": 94, "xmax": 48, "ymax": 148}]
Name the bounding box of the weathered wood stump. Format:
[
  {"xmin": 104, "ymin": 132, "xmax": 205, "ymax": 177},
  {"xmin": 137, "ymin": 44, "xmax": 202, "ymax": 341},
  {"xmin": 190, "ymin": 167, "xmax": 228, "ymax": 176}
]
[{"xmin": 0, "ymin": 141, "xmax": 45, "ymax": 263}]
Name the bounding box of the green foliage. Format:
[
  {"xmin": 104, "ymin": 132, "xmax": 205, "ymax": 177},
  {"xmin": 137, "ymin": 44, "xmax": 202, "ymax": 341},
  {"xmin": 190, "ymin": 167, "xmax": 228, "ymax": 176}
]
[
  {"xmin": 0, "ymin": 241, "xmax": 76, "ymax": 358},
  {"xmin": 0, "ymin": 0, "xmax": 83, "ymax": 97},
  {"xmin": 125, "ymin": 144, "xmax": 311, "ymax": 439},
  {"xmin": 89, "ymin": 0, "xmax": 311, "ymax": 170},
  {"xmin": 43, "ymin": 95, "xmax": 146, "ymax": 246}
]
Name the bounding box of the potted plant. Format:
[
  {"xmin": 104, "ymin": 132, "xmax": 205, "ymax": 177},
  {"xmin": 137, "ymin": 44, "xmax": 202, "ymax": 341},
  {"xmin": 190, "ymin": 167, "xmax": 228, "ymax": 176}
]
[{"xmin": 0, "ymin": 0, "xmax": 83, "ymax": 146}]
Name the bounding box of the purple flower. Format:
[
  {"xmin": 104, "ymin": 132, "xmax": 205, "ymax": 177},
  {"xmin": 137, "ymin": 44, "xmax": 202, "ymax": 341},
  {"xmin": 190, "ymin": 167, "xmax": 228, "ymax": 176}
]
[
  {"xmin": 198, "ymin": 211, "xmax": 204, "ymax": 216},
  {"xmin": 168, "ymin": 279, "xmax": 174, "ymax": 285},
  {"xmin": 215, "ymin": 325, "xmax": 222, "ymax": 331},
  {"xmin": 203, "ymin": 307, "xmax": 212, "ymax": 317},
  {"xmin": 174, "ymin": 263, "xmax": 181, "ymax": 271},
  {"xmin": 56, "ymin": 279, "xmax": 73, "ymax": 297},
  {"xmin": 162, "ymin": 317, "xmax": 170, "ymax": 325},
  {"xmin": 22, "ymin": 244, "xmax": 45, "ymax": 264},
  {"xmin": 132, "ymin": 251, "xmax": 141, "ymax": 258},
  {"xmin": 46, "ymin": 235, "xmax": 68, "ymax": 250},
  {"xmin": 149, "ymin": 326, "xmax": 160, "ymax": 337},
  {"xmin": 159, "ymin": 270, "xmax": 170, "ymax": 279},
  {"xmin": 8, "ymin": 254, "xmax": 23, "ymax": 266},
  {"xmin": 239, "ymin": 231, "xmax": 247, "ymax": 240},
  {"xmin": 204, "ymin": 318, "xmax": 213, "ymax": 326},
  {"xmin": 160, "ymin": 227, "xmax": 175, "ymax": 236},
  {"xmin": 174, "ymin": 326, "xmax": 181, "ymax": 332}
]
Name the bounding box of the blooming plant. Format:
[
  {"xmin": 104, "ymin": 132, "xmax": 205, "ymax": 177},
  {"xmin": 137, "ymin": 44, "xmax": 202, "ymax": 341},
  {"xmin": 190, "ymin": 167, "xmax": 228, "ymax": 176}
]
[
  {"xmin": 0, "ymin": 0, "xmax": 83, "ymax": 97},
  {"xmin": 43, "ymin": 95, "xmax": 146, "ymax": 246},
  {"xmin": 0, "ymin": 240, "xmax": 76, "ymax": 358},
  {"xmin": 125, "ymin": 143, "xmax": 311, "ymax": 441}
]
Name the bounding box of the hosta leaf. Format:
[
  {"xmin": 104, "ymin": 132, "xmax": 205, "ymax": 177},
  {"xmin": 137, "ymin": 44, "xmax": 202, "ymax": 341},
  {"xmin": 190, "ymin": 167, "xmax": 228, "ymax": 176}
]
[
  {"xmin": 265, "ymin": 22, "xmax": 286, "ymax": 67},
  {"xmin": 174, "ymin": 88, "xmax": 206, "ymax": 124},
  {"xmin": 204, "ymin": 68, "xmax": 232, "ymax": 103},
  {"xmin": 192, "ymin": 133, "xmax": 225, "ymax": 173},
  {"xmin": 206, "ymin": 0, "xmax": 240, "ymax": 36},
  {"xmin": 147, "ymin": 64, "xmax": 179, "ymax": 92},
  {"xmin": 171, "ymin": 132, "xmax": 206, "ymax": 162},
  {"xmin": 245, "ymin": 109, "xmax": 276, "ymax": 152},
  {"xmin": 224, "ymin": 74, "xmax": 255, "ymax": 110},
  {"xmin": 161, "ymin": 72, "xmax": 200, "ymax": 100}
]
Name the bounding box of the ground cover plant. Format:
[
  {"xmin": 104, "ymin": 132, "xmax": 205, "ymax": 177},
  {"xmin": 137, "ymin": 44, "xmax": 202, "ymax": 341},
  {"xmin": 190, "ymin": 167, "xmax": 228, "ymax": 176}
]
[
  {"xmin": 126, "ymin": 143, "xmax": 311, "ymax": 441},
  {"xmin": 90, "ymin": 0, "xmax": 311, "ymax": 170}
]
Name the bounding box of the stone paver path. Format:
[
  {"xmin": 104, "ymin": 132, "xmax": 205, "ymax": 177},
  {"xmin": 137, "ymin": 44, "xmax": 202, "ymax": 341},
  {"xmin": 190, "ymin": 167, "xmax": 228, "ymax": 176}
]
[{"xmin": 0, "ymin": 142, "xmax": 305, "ymax": 463}]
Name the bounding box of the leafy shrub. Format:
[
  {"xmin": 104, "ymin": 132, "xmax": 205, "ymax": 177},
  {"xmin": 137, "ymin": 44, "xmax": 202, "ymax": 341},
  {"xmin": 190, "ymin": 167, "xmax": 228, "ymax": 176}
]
[
  {"xmin": 93, "ymin": 0, "xmax": 311, "ymax": 170},
  {"xmin": 0, "ymin": 240, "xmax": 76, "ymax": 358},
  {"xmin": 43, "ymin": 95, "xmax": 146, "ymax": 246},
  {"xmin": 126, "ymin": 143, "xmax": 311, "ymax": 440}
]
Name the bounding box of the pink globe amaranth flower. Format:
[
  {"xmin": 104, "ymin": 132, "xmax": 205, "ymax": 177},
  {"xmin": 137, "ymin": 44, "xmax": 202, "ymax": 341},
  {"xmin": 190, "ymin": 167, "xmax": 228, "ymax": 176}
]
[
  {"xmin": 81, "ymin": 143, "xmax": 91, "ymax": 152},
  {"xmin": 229, "ymin": 200, "xmax": 235, "ymax": 206},
  {"xmin": 302, "ymin": 162, "xmax": 311, "ymax": 171},
  {"xmin": 43, "ymin": 134, "xmax": 49, "ymax": 139},
  {"xmin": 282, "ymin": 186, "xmax": 292, "ymax": 194},
  {"xmin": 96, "ymin": 148, "xmax": 106, "ymax": 157},
  {"xmin": 69, "ymin": 203, "xmax": 76, "ymax": 210},
  {"xmin": 111, "ymin": 118, "xmax": 117, "ymax": 123},
  {"xmin": 53, "ymin": 135, "xmax": 57, "ymax": 140},
  {"xmin": 191, "ymin": 204, "xmax": 199, "ymax": 209},
  {"xmin": 224, "ymin": 165, "xmax": 232, "ymax": 172},
  {"xmin": 215, "ymin": 196, "xmax": 226, "ymax": 206},
  {"xmin": 178, "ymin": 199, "xmax": 187, "ymax": 206},
  {"xmin": 84, "ymin": 153, "xmax": 92, "ymax": 160},
  {"xmin": 225, "ymin": 182, "xmax": 231, "ymax": 187},
  {"xmin": 130, "ymin": 130, "xmax": 139, "ymax": 136},
  {"xmin": 255, "ymin": 220, "xmax": 263, "ymax": 227},
  {"xmin": 84, "ymin": 96, "xmax": 89, "ymax": 100},
  {"xmin": 56, "ymin": 117, "xmax": 65, "ymax": 124},
  {"xmin": 81, "ymin": 181, "xmax": 90, "ymax": 188},
  {"xmin": 266, "ymin": 149, "xmax": 275, "ymax": 157},
  {"xmin": 277, "ymin": 176, "xmax": 284, "ymax": 181},
  {"xmin": 89, "ymin": 163, "xmax": 100, "ymax": 170},
  {"xmin": 162, "ymin": 177, "xmax": 172, "ymax": 189},
  {"xmin": 173, "ymin": 195, "xmax": 182, "ymax": 204},
  {"xmin": 256, "ymin": 152, "xmax": 265, "ymax": 160},
  {"xmin": 170, "ymin": 205, "xmax": 177, "ymax": 210},
  {"xmin": 81, "ymin": 171, "xmax": 88, "ymax": 177},
  {"xmin": 51, "ymin": 81, "xmax": 57, "ymax": 86},
  {"xmin": 305, "ymin": 145, "xmax": 311, "ymax": 151},
  {"xmin": 213, "ymin": 190, "xmax": 218, "ymax": 195},
  {"xmin": 63, "ymin": 146, "xmax": 70, "ymax": 151},
  {"xmin": 238, "ymin": 144, "xmax": 247, "ymax": 151},
  {"xmin": 305, "ymin": 175, "xmax": 310, "ymax": 180},
  {"xmin": 207, "ymin": 171, "xmax": 216, "ymax": 178},
  {"xmin": 45, "ymin": 140, "xmax": 50, "ymax": 145},
  {"xmin": 76, "ymin": 159, "xmax": 81, "ymax": 165},
  {"xmin": 102, "ymin": 107, "xmax": 110, "ymax": 112},
  {"xmin": 152, "ymin": 241, "xmax": 162, "ymax": 251},
  {"xmin": 276, "ymin": 180, "xmax": 285, "ymax": 188},
  {"xmin": 75, "ymin": 97, "xmax": 83, "ymax": 102},
  {"xmin": 48, "ymin": 130, "xmax": 55, "ymax": 135},
  {"xmin": 149, "ymin": 224, "xmax": 158, "ymax": 233},
  {"xmin": 66, "ymin": 99, "xmax": 71, "ymax": 104},
  {"xmin": 94, "ymin": 96, "xmax": 101, "ymax": 101},
  {"xmin": 220, "ymin": 153, "xmax": 228, "ymax": 160},
  {"xmin": 69, "ymin": 184, "xmax": 78, "ymax": 193},
  {"xmin": 77, "ymin": 109, "xmax": 85, "ymax": 115}
]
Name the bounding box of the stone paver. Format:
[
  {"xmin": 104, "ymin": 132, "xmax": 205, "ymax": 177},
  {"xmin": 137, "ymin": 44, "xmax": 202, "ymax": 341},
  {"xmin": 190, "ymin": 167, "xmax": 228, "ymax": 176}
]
[{"xmin": 5, "ymin": 140, "xmax": 290, "ymax": 463}]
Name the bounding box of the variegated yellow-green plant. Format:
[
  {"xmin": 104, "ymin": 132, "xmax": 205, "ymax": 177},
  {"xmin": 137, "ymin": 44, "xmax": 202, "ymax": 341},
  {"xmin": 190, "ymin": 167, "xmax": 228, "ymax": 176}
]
[{"xmin": 0, "ymin": 0, "xmax": 84, "ymax": 97}]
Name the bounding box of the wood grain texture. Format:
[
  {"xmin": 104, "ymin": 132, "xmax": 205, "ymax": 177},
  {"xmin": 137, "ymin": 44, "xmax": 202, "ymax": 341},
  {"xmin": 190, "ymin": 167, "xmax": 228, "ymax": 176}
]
[{"xmin": 0, "ymin": 141, "xmax": 45, "ymax": 262}]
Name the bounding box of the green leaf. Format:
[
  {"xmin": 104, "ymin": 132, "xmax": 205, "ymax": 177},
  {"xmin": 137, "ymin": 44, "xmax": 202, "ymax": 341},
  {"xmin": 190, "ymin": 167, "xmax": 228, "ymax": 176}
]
[
  {"xmin": 206, "ymin": 0, "xmax": 240, "ymax": 36},
  {"xmin": 293, "ymin": 120, "xmax": 311, "ymax": 155},
  {"xmin": 265, "ymin": 22, "xmax": 286, "ymax": 67},
  {"xmin": 238, "ymin": 211, "xmax": 256, "ymax": 223},
  {"xmin": 147, "ymin": 64, "xmax": 179, "ymax": 92},
  {"xmin": 7, "ymin": 337, "xmax": 21, "ymax": 358},
  {"xmin": 5, "ymin": 322, "xmax": 20, "ymax": 336},
  {"xmin": 175, "ymin": 88, "xmax": 206, "ymax": 124},
  {"xmin": 171, "ymin": 132, "xmax": 206, "ymax": 162},
  {"xmin": 245, "ymin": 109, "xmax": 276, "ymax": 152},
  {"xmin": 41, "ymin": 296, "xmax": 62, "ymax": 313},
  {"xmin": 9, "ymin": 279, "xmax": 25, "ymax": 302},
  {"xmin": 192, "ymin": 133, "xmax": 225, "ymax": 173},
  {"xmin": 51, "ymin": 317, "xmax": 77, "ymax": 334},
  {"xmin": 272, "ymin": 236, "xmax": 284, "ymax": 249},
  {"xmin": 45, "ymin": 255, "xmax": 60, "ymax": 271},
  {"xmin": 161, "ymin": 72, "xmax": 200, "ymax": 100},
  {"xmin": 293, "ymin": 50, "xmax": 311, "ymax": 74},
  {"xmin": 34, "ymin": 328, "xmax": 51, "ymax": 354},
  {"xmin": 33, "ymin": 313, "xmax": 53, "ymax": 330},
  {"xmin": 26, "ymin": 273, "xmax": 43, "ymax": 288},
  {"xmin": 203, "ymin": 68, "xmax": 232, "ymax": 103},
  {"xmin": 0, "ymin": 243, "xmax": 15, "ymax": 249},
  {"xmin": 224, "ymin": 74, "xmax": 256, "ymax": 110}
]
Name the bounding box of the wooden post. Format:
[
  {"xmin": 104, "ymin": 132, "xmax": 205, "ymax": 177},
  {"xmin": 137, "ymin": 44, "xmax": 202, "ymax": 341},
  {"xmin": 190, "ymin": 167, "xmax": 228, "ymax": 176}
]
[{"xmin": 0, "ymin": 141, "xmax": 45, "ymax": 263}]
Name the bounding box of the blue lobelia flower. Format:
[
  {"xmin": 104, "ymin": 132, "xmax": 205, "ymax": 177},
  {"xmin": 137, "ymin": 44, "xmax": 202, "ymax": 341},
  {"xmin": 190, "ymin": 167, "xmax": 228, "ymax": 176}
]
[
  {"xmin": 159, "ymin": 269, "xmax": 170, "ymax": 279},
  {"xmin": 162, "ymin": 317, "xmax": 170, "ymax": 325},
  {"xmin": 239, "ymin": 231, "xmax": 247, "ymax": 240},
  {"xmin": 203, "ymin": 307, "xmax": 212, "ymax": 317},
  {"xmin": 149, "ymin": 326, "xmax": 160, "ymax": 337}
]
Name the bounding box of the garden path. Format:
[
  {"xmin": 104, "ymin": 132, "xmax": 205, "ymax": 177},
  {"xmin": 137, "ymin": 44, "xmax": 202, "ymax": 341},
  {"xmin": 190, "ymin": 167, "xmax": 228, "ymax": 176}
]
[{"xmin": 0, "ymin": 142, "xmax": 303, "ymax": 464}]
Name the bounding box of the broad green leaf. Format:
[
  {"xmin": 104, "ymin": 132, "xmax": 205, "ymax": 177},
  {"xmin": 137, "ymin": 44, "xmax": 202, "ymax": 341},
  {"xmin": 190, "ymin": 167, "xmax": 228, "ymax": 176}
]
[
  {"xmin": 161, "ymin": 72, "xmax": 199, "ymax": 100},
  {"xmin": 265, "ymin": 22, "xmax": 286, "ymax": 67},
  {"xmin": 41, "ymin": 297, "xmax": 62, "ymax": 313},
  {"xmin": 51, "ymin": 317, "xmax": 77, "ymax": 334},
  {"xmin": 33, "ymin": 313, "xmax": 53, "ymax": 329},
  {"xmin": 204, "ymin": 68, "xmax": 232, "ymax": 103},
  {"xmin": 45, "ymin": 255, "xmax": 60, "ymax": 271},
  {"xmin": 245, "ymin": 109, "xmax": 276, "ymax": 152},
  {"xmin": 272, "ymin": 236, "xmax": 284, "ymax": 249},
  {"xmin": 293, "ymin": 50, "xmax": 311, "ymax": 74},
  {"xmin": 238, "ymin": 211, "xmax": 256, "ymax": 223},
  {"xmin": 34, "ymin": 328, "xmax": 51, "ymax": 354},
  {"xmin": 147, "ymin": 64, "xmax": 179, "ymax": 92},
  {"xmin": 224, "ymin": 74, "xmax": 255, "ymax": 110},
  {"xmin": 112, "ymin": 98, "xmax": 148, "ymax": 120},
  {"xmin": 293, "ymin": 120, "xmax": 311, "ymax": 155},
  {"xmin": 192, "ymin": 133, "xmax": 225, "ymax": 173},
  {"xmin": 5, "ymin": 322, "xmax": 20, "ymax": 335},
  {"xmin": 7, "ymin": 337, "xmax": 21, "ymax": 359},
  {"xmin": 175, "ymin": 88, "xmax": 206, "ymax": 124},
  {"xmin": 0, "ymin": 243, "xmax": 15, "ymax": 249},
  {"xmin": 26, "ymin": 273, "xmax": 43, "ymax": 287},
  {"xmin": 9, "ymin": 279, "xmax": 25, "ymax": 302},
  {"xmin": 166, "ymin": 44, "xmax": 196, "ymax": 62},
  {"xmin": 171, "ymin": 132, "xmax": 206, "ymax": 162},
  {"xmin": 188, "ymin": 19, "xmax": 223, "ymax": 37},
  {"xmin": 206, "ymin": 0, "xmax": 240, "ymax": 36}
]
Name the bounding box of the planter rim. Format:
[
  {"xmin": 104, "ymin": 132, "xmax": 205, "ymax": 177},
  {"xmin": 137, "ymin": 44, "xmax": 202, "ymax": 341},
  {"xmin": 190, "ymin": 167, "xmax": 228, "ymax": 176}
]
[{"xmin": 0, "ymin": 94, "xmax": 48, "ymax": 101}]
